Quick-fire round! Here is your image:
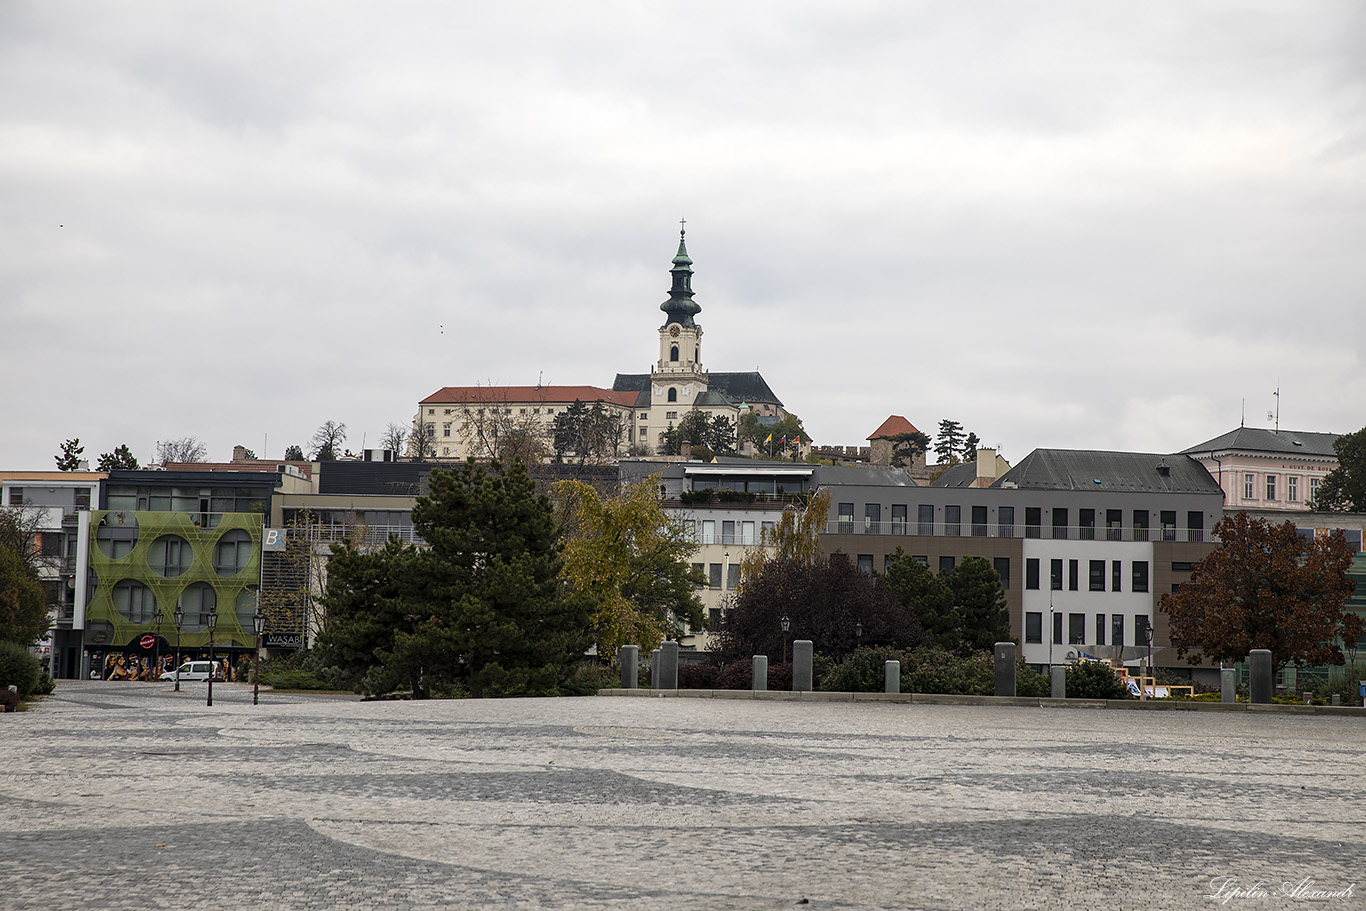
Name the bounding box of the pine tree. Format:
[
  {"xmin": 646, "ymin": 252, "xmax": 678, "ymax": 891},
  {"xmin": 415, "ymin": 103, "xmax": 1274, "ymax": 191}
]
[
  {"xmin": 883, "ymin": 551, "xmax": 959, "ymax": 651},
  {"xmin": 97, "ymin": 444, "xmax": 140, "ymax": 471},
  {"xmin": 54, "ymin": 438, "xmax": 83, "ymax": 471},
  {"xmin": 934, "ymin": 420, "xmax": 964, "ymax": 465},
  {"xmin": 947, "ymin": 556, "xmax": 1010, "ymax": 653}
]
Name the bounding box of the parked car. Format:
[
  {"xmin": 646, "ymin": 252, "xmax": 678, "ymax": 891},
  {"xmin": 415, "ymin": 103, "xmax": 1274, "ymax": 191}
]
[{"xmin": 161, "ymin": 661, "xmax": 224, "ymax": 682}]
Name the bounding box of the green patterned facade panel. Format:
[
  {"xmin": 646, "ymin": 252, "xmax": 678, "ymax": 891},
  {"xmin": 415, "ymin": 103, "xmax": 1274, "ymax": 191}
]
[{"xmin": 87, "ymin": 510, "xmax": 264, "ymax": 650}]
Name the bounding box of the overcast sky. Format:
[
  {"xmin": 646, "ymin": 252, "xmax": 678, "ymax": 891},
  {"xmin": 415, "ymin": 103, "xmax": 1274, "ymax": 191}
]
[{"xmin": 3, "ymin": 1, "xmax": 1363, "ymax": 470}]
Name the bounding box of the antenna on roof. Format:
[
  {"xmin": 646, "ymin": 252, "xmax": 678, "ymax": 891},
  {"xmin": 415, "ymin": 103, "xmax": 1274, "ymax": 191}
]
[
  {"xmin": 1273, "ymin": 384, "xmax": 1280, "ymax": 432},
  {"xmin": 537, "ymin": 371, "xmax": 543, "ymax": 391},
  {"xmin": 1240, "ymin": 399, "xmax": 1244, "ymax": 428}
]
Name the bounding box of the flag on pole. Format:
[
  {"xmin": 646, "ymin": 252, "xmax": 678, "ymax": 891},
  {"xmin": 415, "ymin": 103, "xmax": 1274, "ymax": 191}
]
[
  {"xmin": 778, "ymin": 436, "xmax": 787, "ymax": 446},
  {"xmin": 765, "ymin": 433, "xmax": 772, "ymax": 444}
]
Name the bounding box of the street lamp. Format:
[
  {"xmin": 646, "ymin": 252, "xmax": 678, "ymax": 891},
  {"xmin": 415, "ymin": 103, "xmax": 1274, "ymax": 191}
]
[
  {"xmin": 1143, "ymin": 621, "xmax": 1154, "ymax": 702},
  {"xmin": 206, "ymin": 607, "xmax": 218, "ymax": 707},
  {"xmin": 856, "ymin": 620, "xmax": 863, "ymax": 646},
  {"xmin": 172, "ymin": 606, "xmax": 184, "ymax": 692},
  {"xmin": 781, "ymin": 613, "xmax": 790, "ymax": 665},
  {"xmin": 252, "ymin": 608, "xmax": 265, "ymax": 706}
]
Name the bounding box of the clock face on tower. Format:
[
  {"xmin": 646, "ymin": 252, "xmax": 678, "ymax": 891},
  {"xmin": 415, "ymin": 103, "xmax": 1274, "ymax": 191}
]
[{"xmin": 668, "ymin": 324, "xmax": 681, "ymax": 338}]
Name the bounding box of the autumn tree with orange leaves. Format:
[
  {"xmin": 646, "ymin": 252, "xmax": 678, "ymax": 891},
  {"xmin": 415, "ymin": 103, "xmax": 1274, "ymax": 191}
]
[{"xmin": 1160, "ymin": 513, "xmax": 1361, "ymax": 673}]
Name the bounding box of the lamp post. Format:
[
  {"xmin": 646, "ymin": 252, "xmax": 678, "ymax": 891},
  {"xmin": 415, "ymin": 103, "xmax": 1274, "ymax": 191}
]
[
  {"xmin": 856, "ymin": 619, "xmax": 863, "ymax": 647},
  {"xmin": 206, "ymin": 607, "xmax": 218, "ymax": 707},
  {"xmin": 172, "ymin": 607, "xmax": 184, "ymax": 692},
  {"xmin": 1143, "ymin": 620, "xmax": 1154, "ymax": 702},
  {"xmin": 781, "ymin": 613, "xmax": 790, "ymax": 665},
  {"xmin": 252, "ymin": 608, "xmax": 265, "ymax": 706}
]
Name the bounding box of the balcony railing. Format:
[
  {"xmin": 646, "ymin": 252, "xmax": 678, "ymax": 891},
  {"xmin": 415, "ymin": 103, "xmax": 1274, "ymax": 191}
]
[{"xmin": 829, "ymin": 522, "xmax": 1214, "ymax": 543}]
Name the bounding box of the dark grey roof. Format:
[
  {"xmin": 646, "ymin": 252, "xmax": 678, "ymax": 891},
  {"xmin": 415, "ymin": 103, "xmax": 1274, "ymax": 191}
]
[
  {"xmin": 929, "ymin": 462, "xmax": 979, "ymax": 488},
  {"xmin": 318, "ymin": 461, "xmax": 432, "ymax": 496},
  {"xmin": 1182, "ymin": 427, "xmax": 1340, "ymax": 458},
  {"xmin": 612, "ymin": 371, "xmax": 782, "ymax": 407},
  {"xmin": 995, "ymin": 450, "xmax": 1221, "ymax": 493},
  {"xmin": 813, "ymin": 464, "xmax": 922, "ymax": 489}
]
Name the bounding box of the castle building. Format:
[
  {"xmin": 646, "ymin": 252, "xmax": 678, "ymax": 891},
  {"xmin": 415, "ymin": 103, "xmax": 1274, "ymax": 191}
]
[{"xmin": 417, "ymin": 227, "xmax": 788, "ymax": 461}]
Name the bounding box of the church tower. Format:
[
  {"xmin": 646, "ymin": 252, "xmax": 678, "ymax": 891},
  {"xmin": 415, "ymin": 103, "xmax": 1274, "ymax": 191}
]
[{"xmin": 653, "ymin": 223, "xmax": 708, "ymax": 407}]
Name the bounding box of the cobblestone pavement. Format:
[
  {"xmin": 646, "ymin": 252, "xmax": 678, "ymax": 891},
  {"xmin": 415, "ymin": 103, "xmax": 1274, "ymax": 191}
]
[{"xmin": 2, "ymin": 681, "xmax": 1363, "ymax": 910}]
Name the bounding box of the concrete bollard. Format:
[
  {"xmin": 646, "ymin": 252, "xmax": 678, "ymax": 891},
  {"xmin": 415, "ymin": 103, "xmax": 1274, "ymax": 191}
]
[
  {"xmin": 885, "ymin": 660, "xmax": 900, "ymax": 694},
  {"xmin": 1332, "ymin": 694, "xmax": 1340, "ymax": 706},
  {"xmin": 752, "ymin": 656, "xmax": 768, "ymax": 691},
  {"xmin": 1221, "ymin": 667, "xmax": 1235, "ymax": 704},
  {"xmin": 1249, "ymin": 649, "xmax": 1272, "ymax": 704},
  {"xmin": 619, "ymin": 645, "xmax": 638, "ymax": 689},
  {"xmin": 1051, "ymin": 665, "xmax": 1066, "ymax": 699},
  {"xmin": 792, "ymin": 640, "xmax": 813, "ymax": 692},
  {"xmin": 994, "ymin": 642, "xmax": 1016, "ymax": 697},
  {"xmin": 650, "ymin": 649, "xmax": 661, "ymax": 689},
  {"xmin": 659, "ymin": 641, "xmax": 679, "ymax": 690}
]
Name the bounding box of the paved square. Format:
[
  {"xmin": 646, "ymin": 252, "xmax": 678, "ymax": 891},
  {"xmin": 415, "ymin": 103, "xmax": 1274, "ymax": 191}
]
[{"xmin": 2, "ymin": 681, "xmax": 1362, "ymax": 909}]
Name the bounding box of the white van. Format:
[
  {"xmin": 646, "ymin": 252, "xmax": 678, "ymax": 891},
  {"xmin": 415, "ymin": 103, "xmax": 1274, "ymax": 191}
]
[{"xmin": 161, "ymin": 661, "xmax": 224, "ymax": 682}]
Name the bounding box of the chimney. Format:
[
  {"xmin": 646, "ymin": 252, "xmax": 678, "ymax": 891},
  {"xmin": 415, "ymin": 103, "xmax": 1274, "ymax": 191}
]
[
  {"xmin": 232, "ymin": 445, "xmax": 249, "ymax": 462},
  {"xmin": 975, "ymin": 448, "xmax": 998, "ymax": 485}
]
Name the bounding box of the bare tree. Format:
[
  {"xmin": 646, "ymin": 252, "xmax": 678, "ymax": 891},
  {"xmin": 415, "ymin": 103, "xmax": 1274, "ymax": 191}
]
[
  {"xmin": 156, "ymin": 437, "xmax": 208, "ymax": 464},
  {"xmin": 407, "ymin": 417, "xmax": 436, "ymax": 462},
  {"xmin": 310, "ymin": 421, "xmax": 347, "ymax": 461},
  {"xmin": 380, "ymin": 422, "xmax": 408, "ymax": 458},
  {"xmin": 456, "ymin": 386, "xmax": 549, "ymax": 465}
]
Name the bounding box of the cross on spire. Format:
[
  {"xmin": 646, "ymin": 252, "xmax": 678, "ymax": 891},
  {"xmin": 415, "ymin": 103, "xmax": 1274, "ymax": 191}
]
[{"xmin": 679, "ymin": 216, "xmax": 686, "ymax": 236}]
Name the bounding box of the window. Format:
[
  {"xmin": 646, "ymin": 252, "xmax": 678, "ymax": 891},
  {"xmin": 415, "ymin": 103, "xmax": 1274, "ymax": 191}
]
[
  {"xmin": 667, "ymin": 388, "xmax": 677, "ymax": 402},
  {"xmin": 1050, "ymin": 559, "xmax": 1063, "ymax": 590},
  {"xmin": 1136, "ymin": 614, "xmax": 1151, "ymax": 645},
  {"xmin": 857, "ymin": 554, "xmax": 874, "ymax": 574},
  {"xmin": 1171, "ymin": 561, "xmax": 1194, "ymax": 573},
  {"xmin": 1025, "ymin": 507, "xmax": 1042, "ymax": 539},
  {"xmin": 727, "ymin": 564, "xmax": 740, "ymax": 590},
  {"xmin": 939, "ymin": 555, "xmax": 955, "ymax": 574},
  {"xmin": 1053, "ymin": 613, "xmax": 1064, "ymax": 645},
  {"xmin": 891, "ymin": 505, "xmax": 907, "ymax": 535},
  {"xmin": 884, "ymin": 554, "xmax": 897, "ymax": 573},
  {"xmin": 1187, "ymin": 511, "xmax": 1204, "ymax": 543},
  {"xmin": 1288, "ymin": 476, "xmax": 1299, "ymax": 502},
  {"xmin": 1068, "ymin": 560, "xmax": 1079, "ymax": 591},
  {"xmin": 1112, "ymin": 614, "xmax": 1124, "ymax": 647},
  {"xmin": 701, "ymin": 520, "xmax": 716, "ymax": 544},
  {"xmin": 708, "ymin": 608, "xmax": 722, "ymax": 626},
  {"xmin": 177, "ymin": 582, "xmax": 216, "ymax": 629},
  {"xmin": 1025, "ymin": 612, "xmax": 1043, "ymax": 644},
  {"xmin": 1132, "ymin": 561, "xmax": 1149, "ymax": 593},
  {"xmin": 670, "ymin": 345, "xmax": 679, "ymax": 362},
  {"xmin": 1112, "ymin": 560, "xmax": 1122, "ymax": 592},
  {"xmin": 708, "ymin": 564, "xmax": 722, "ymax": 589},
  {"xmin": 865, "ymin": 504, "xmax": 881, "ymax": 534},
  {"xmin": 741, "ymin": 521, "xmax": 755, "ymax": 545},
  {"xmin": 1106, "ymin": 509, "xmax": 1122, "ymax": 541},
  {"xmin": 1026, "ymin": 558, "xmax": 1040, "ymax": 590},
  {"xmin": 1244, "ymin": 473, "xmax": 1255, "ymax": 500},
  {"xmin": 1052, "ymin": 508, "xmax": 1068, "ymax": 540},
  {"xmin": 6, "ymin": 487, "xmax": 22, "ymax": 506},
  {"xmin": 1095, "ymin": 614, "xmax": 1106, "ymax": 645},
  {"xmin": 761, "ymin": 520, "xmax": 775, "ymax": 539},
  {"xmin": 113, "ymin": 580, "xmax": 157, "ymax": 624},
  {"xmin": 1069, "ymin": 613, "xmax": 1085, "ymax": 645},
  {"xmin": 994, "ymin": 557, "xmax": 1010, "ymax": 589},
  {"xmin": 1266, "ymin": 475, "xmax": 1276, "ymax": 501},
  {"xmin": 1310, "ymin": 477, "xmax": 1321, "ymax": 502},
  {"xmin": 972, "ymin": 506, "xmax": 988, "ymax": 537},
  {"xmin": 1088, "ymin": 560, "xmax": 1105, "ymax": 591},
  {"xmin": 912, "ymin": 555, "xmax": 928, "ymax": 564},
  {"xmin": 998, "ymin": 506, "xmax": 1014, "ymax": 538},
  {"xmin": 666, "ymin": 411, "xmax": 678, "ymax": 420},
  {"xmin": 427, "ymin": 408, "xmax": 434, "ymax": 415},
  {"xmin": 945, "ymin": 505, "xmax": 961, "ymax": 537},
  {"xmin": 443, "ymin": 424, "xmax": 451, "ymax": 437},
  {"xmin": 682, "ymin": 520, "xmax": 696, "ymax": 542},
  {"xmin": 148, "ymin": 535, "xmax": 191, "ymax": 578},
  {"xmin": 1160, "ymin": 511, "xmax": 1176, "ymax": 541},
  {"xmin": 722, "ymin": 521, "xmax": 736, "ymax": 545},
  {"xmin": 1079, "ymin": 509, "xmax": 1095, "ymax": 540},
  {"xmin": 1133, "ymin": 510, "xmax": 1149, "ymax": 542},
  {"xmin": 691, "ymin": 563, "xmax": 705, "ymax": 589},
  {"xmin": 837, "ymin": 503, "xmax": 855, "ymax": 534},
  {"xmin": 918, "ymin": 504, "xmax": 935, "ymax": 535}
]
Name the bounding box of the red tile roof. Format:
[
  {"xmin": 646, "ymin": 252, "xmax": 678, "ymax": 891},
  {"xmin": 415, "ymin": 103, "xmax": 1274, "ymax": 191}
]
[
  {"xmin": 867, "ymin": 415, "xmax": 920, "ymax": 440},
  {"xmin": 421, "ymin": 385, "xmax": 639, "ymax": 408}
]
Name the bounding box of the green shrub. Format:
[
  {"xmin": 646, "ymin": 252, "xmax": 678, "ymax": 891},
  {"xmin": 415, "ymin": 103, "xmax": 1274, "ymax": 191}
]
[
  {"xmin": 560, "ymin": 663, "xmax": 619, "ymax": 696},
  {"xmin": 32, "ymin": 668, "xmax": 55, "ymax": 696},
  {"xmin": 1064, "ymin": 661, "xmax": 1131, "ymax": 699},
  {"xmin": 902, "ymin": 647, "xmax": 994, "ymax": 695},
  {"xmin": 819, "ymin": 647, "xmax": 902, "ymax": 692},
  {"xmin": 0, "ymin": 641, "xmax": 41, "ymax": 698},
  {"xmin": 260, "ymin": 669, "xmax": 332, "ymax": 691},
  {"xmin": 1015, "ymin": 661, "xmax": 1050, "ymax": 697}
]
